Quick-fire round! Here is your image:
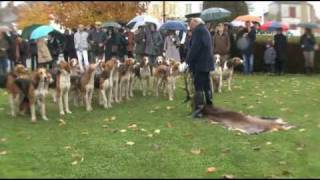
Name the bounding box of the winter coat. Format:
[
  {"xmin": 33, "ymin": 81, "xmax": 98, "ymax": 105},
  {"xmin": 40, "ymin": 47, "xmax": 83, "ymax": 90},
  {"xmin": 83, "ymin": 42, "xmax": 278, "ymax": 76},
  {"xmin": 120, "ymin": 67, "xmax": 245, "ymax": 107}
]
[
  {"xmin": 29, "ymin": 39, "xmax": 38, "ymax": 56},
  {"xmin": 264, "ymin": 46, "xmax": 276, "ymax": 64},
  {"xmin": 300, "ymin": 33, "xmax": 316, "ymax": 52},
  {"xmin": 74, "ymin": 31, "xmax": 89, "ymax": 51},
  {"xmin": 47, "ymin": 38, "xmax": 60, "ymax": 58},
  {"xmin": 37, "ymin": 38, "xmax": 52, "ymax": 64},
  {"xmin": 18, "ymin": 40, "xmax": 29, "ymax": 64},
  {"xmin": 164, "ymin": 34, "xmax": 181, "ymax": 61},
  {"xmin": 186, "ymin": 24, "xmax": 214, "ymax": 73},
  {"xmin": 134, "ymin": 30, "xmax": 146, "ymax": 55},
  {"xmin": 0, "ymin": 38, "xmax": 9, "ymax": 58},
  {"xmin": 144, "ymin": 28, "xmax": 163, "ymax": 56},
  {"xmin": 238, "ymin": 27, "xmax": 256, "ymax": 56},
  {"xmin": 213, "ymin": 32, "xmax": 230, "ymax": 55},
  {"xmin": 125, "ymin": 31, "xmax": 134, "ymax": 52},
  {"xmin": 274, "ymin": 33, "xmax": 288, "ymax": 60}
]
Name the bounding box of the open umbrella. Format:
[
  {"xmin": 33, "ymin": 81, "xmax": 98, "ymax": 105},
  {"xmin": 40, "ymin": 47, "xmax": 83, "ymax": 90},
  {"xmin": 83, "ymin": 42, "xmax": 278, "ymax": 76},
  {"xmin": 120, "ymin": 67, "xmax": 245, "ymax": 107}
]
[
  {"xmin": 21, "ymin": 24, "xmax": 43, "ymax": 39},
  {"xmin": 127, "ymin": 15, "xmax": 160, "ymax": 30},
  {"xmin": 160, "ymin": 20, "xmax": 187, "ymax": 31},
  {"xmin": 297, "ymin": 22, "xmax": 319, "ymax": 29},
  {"xmin": 235, "ymin": 15, "xmax": 261, "ymax": 23},
  {"xmin": 200, "ymin": 7, "xmax": 231, "ymax": 22},
  {"xmin": 102, "ymin": 21, "xmax": 122, "ymax": 29},
  {"xmin": 259, "ymin": 21, "xmax": 289, "ymax": 32},
  {"xmin": 30, "ymin": 25, "xmax": 55, "ymax": 40}
]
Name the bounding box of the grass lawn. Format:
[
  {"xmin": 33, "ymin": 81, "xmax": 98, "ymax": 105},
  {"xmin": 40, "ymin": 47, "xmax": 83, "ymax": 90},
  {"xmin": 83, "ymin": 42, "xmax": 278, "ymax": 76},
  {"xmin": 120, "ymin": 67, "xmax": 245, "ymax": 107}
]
[{"xmin": 0, "ymin": 74, "xmax": 320, "ymax": 178}]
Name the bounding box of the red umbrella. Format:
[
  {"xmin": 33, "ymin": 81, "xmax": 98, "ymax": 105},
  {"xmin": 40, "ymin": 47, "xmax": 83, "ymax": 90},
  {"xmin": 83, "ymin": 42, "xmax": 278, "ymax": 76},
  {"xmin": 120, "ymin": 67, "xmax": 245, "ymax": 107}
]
[{"xmin": 259, "ymin": 21, "xmax": 289, "ymax": 32}]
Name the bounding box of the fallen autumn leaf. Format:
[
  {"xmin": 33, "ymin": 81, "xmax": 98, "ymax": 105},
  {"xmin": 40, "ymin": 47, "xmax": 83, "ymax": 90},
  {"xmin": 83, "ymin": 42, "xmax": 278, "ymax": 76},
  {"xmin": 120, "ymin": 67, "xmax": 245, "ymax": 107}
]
[{"xmin": 207, "ymin": 167, "xmax": 217, "ymax": 173}]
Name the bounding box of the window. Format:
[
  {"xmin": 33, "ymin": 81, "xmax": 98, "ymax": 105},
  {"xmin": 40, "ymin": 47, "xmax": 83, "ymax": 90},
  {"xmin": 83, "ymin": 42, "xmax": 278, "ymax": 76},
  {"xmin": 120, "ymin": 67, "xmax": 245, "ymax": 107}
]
[
  {"xmin": 289, "ymin": 24, "xmax": 297, "ymax": 30},
  {"xmin": 289, "ymin": 7, "xmax": 296, "ymax": 18},
  {"xmin": 186, "ymin": 4, "xmax": 192, "ymax": 14}
]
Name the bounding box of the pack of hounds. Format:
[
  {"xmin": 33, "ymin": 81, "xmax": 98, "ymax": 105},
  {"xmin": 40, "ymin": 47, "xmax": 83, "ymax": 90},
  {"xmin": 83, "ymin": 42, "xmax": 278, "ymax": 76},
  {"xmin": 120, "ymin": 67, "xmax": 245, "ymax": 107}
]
[{"xmin": 4, "ymin": 55, "xmax": 243, "ymax": 122}]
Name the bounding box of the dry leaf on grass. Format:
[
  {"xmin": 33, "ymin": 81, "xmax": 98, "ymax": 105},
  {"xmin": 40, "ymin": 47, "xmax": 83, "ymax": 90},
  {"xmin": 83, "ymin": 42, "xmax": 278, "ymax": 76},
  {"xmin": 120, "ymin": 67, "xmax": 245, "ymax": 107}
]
[
  {"xmin": 140, "ymin": 128, "xmax": 147, "ymax": 132},
  {"xmin": 166, "ymin": 122, "xmax": 172, "ymax": 128},
  {"xmin": 207, "ymin": 167, "xmax": 217, "ymax": 173},
  {"xmin": 298, "ymin": 128, "xmax": 306, "ymax": 132},
  {"xmin": 147, "ymin": 134, "xmax": 153, "ymax": 138},
  {"xmin": 102, "ymin": 125, "xmax": 108, "ymax": 128},
  {"xmin": 128, "ymin": 124, "xmax": 137, "ymax": 128},
  {"xmin": 279, "ymin": 161, "xmax": 287, "ymax": 165},
  {"xmin": 103, "ymin": 118, "xmax": 110, "ymax": 122},
  {"xmin": 191, "ymin": 148, "xmax": 201, "ymax": 155},
  {"xmin": 111, "ymin": 116, "xmax": 116, "ymax": 121},
  {"xmin": 1, "ymin": 138, "xmax": 7, "ymax": 142},
  {"xmin": 0, "ymin": 108, "xmax": 4, "ymax": 111},
  {"xmin": 81, "ymin": 131, "xmax": 89, "ymax": 135},
  {"xmin": 126, "ymin": 141, "xmax": 135, "ymax": 146},
  {"xmin": 239, "ymin": 96, "xmax": 245, "ymax": 99},
  {"xmin": 149, "ymin": 110, "xmax": 155, "ymax": 113},
  {"xmin": 71, "ymin": 160, "xmax": 78, "ymax": 165},
  {"xmin": 223, "ymin": 174, "xmax": 235, "ymax": 179},
  {"xmin": 64, "ymin": 146, "xmax": 72, "ymax": 150},
  {"xmin": 0, "ymin": 151, "xmax": 7, "ymax": 155},
  {"xmin": 247, "ymin": 105, "xmax": 255, "ymax": 109},
  {"xmin": 304, "ymin": 114, "xmax": 309, "ymax": 118},
  {"xmin": 266, "ymin": 142, "xmax": 272, "ymax": 145},
  {"xmin": 120, "ymin": 129, "xmax": 127, "ymax": 133},
  {"xmin": 154, "ymin": 129, "xmax": 161, "ymax": 134},
  {"xmin": 166, "ymin": 106, "xmax": 173, "ymax": 110},
  {"xmin": 58, "ymin": 119, "xmax": 66, "ymax": 126}
]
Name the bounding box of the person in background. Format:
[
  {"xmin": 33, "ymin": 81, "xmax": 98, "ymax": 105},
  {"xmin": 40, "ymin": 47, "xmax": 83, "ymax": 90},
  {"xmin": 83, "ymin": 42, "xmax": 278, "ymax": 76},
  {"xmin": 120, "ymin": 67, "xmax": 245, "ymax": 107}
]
[
  {"xmin": 0, "ymin": 32, "xmax": 9, "ymax": 76},
  {"xmin": 186, "ymin": 18, "xmax": 214, "ymax": 118},
  {"xmin": 274, "ymin": 27, "xmax": 288, "ymax": 75},
  {"xmin": 134, "ymin": 26, "xmax": 146, "ymax": 63},
  {"xmin": 224, "ymin": 23, "xmax": 237, "ymax": 58},
  {"xmin": 16, "ymin": 35, "xmax": 29, "ymax": 67},
  {"xmin": 37, "ymin": 37, "xmax": 52, "ymax": 69},
  {"xmin": 238, "ymin": 21, "xmax": 256, "ymax": 74},
  {"xmin": 88, "ymin": 21, "xmax": 106, "ymax": 63},
  {"xmin": 263, "ymin": 40, "xmax": 276, "ymax": 74},
  {"xmin": 300, "ymin": 28, "xmax": 317, "ymax": 74},
  {"xmin": 74, "ymin": 24, "xmax": 89, "ymax": 72},
  {"xmin": 63, "ymin": 29, "xmax": 77, "ymax": 62},
  {"xmin": 47, "ymin": 34, "xmax": 60, "ymax": 69},
  {"xmin": 6, "ymin": 32, "xmax": 19, "ymax": 69},
  {"xmin": 118, "ymin": 28, "xmax": 128, "ymax": 61},
  {"xmin": 213, "ymin": 23, "xmax": 230, "ymax": 64},
  {"xmin": 29, "ymin": 39, "xmax": 38, "ymax": 70},
  {"xmin": 163, "ymin": 30, "xmax": 181, "ymax": 62},
  {"xmin": 183, "ymin": 30, "xmax": 192, "ymax": 63},
  {"xmin": 144, "ymin": 23, "xmax": 163, "ymax": 74},
  {"xmin": 111, "ymin": 28, "xmax": 121, "ymax": 59},
  {"xmin": 125, "ymin": 26, "xmax": 134, "ymax": 58},
  {"xmin": 104, "ymin": 28, "xmax": 114, "ymax": 61}
]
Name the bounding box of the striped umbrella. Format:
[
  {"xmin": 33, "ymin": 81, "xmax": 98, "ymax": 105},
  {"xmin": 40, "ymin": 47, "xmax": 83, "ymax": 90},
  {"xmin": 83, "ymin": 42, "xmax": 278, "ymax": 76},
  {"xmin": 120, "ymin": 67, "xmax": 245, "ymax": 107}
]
[{"xmin": 259, "ymin": 21, "xmax": 289, "ymax": 32}]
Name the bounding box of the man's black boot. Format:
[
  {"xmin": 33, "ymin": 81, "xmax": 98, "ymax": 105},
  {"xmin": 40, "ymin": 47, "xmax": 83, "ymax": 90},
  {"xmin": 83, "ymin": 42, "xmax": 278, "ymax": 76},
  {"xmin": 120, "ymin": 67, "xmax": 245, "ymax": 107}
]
[
  {"xmin": 191, "ymin": 91, "xmax": 205, "ymax": 119},
  {"xmin": 205, "ymin": 90, "xmax": 213, "ymax": 106}
]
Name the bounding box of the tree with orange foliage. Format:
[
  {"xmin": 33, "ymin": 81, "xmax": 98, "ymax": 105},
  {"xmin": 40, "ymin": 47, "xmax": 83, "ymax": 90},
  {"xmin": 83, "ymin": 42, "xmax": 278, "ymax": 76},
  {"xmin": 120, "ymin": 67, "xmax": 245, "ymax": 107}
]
[
  {"xmin": 16, "ymin": 1, "xmax": 148, "ymax": 29},
  {"xmin": 16, "ymin": 2, "xmax": 53, "ymax": 29},
  {"xmin": 50, "ymin": 1, "xmax": 147, "ymax": 28}
]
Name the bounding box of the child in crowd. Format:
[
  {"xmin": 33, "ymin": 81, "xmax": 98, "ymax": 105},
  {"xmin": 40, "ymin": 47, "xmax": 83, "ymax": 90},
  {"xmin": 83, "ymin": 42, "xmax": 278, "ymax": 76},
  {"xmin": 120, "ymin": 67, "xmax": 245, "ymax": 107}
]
[{"xmin": 264, "ymin": 40, "xmax": 276, "ymax": 74}]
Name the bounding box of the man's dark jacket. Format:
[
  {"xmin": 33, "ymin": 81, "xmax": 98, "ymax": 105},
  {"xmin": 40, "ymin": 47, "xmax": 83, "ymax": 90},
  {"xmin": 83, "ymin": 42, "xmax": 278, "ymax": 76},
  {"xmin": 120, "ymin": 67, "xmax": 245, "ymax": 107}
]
[{"xmin": 186, "ymin": 24, "xmax": 214, "ymax": 72}]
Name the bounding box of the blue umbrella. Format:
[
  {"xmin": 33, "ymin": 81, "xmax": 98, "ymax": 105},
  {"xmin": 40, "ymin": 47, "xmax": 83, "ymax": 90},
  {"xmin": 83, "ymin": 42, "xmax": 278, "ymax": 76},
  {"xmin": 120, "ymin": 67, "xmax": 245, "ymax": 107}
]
[
  {"xmin": 160, "ymin": 20, "xmax": 187, "ymax": 31},
  {"xmin": 30, "ymin": 25, "xmax": 55, "ymax": 40}
]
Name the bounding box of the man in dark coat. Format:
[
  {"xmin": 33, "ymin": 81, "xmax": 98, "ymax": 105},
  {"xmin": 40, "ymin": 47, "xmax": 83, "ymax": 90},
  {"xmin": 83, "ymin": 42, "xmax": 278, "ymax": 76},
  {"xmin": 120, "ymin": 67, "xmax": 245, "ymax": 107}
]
[
  {"xmin": 63, "ymin": 29, "xmax": 77, "ymax": 62},
  {"xmin": 88, "ymin": 22, "xmax": 106, "ymax": 62},
  {"xmin": 274, "ymin": 27, "xmax": 287, "ymax": 75},
  {"xmin": 186, "ymin": 18, "xmax": 214, "ymax": 118}
]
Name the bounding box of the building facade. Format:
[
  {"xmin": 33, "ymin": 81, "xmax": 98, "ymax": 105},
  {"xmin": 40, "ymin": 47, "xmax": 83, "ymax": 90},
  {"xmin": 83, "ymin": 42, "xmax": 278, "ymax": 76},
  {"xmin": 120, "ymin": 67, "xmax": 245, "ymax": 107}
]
[
  {"xmin": 147, "ymin": 1, "xmax": 203, "ymax": 22},
  {"xmin": 264, "ymin": 1, "xmax": 318, "ymax": 36}
]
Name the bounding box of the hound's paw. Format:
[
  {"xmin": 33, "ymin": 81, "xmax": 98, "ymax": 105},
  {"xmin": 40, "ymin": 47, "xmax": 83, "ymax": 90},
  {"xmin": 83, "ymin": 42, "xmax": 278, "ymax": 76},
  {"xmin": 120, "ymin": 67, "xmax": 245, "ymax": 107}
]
[
  {"xmin": 42, "ymin": 116, "xmax": 49, "ymax": 121},
  {"xmin": 169, "ymin": 98, "xmax": 174, "ymax": 101},
  {"xmin": 31, "ymin": 118, "xmax": 37, "ymax": 123},
  {"xmin": 60, "ymin": 111, "xmax": 65, "ymax": 116},
  {"xmin": 66, "ymin": 110, "xmax": 72, "ymax": 114}
]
